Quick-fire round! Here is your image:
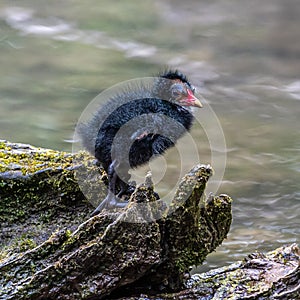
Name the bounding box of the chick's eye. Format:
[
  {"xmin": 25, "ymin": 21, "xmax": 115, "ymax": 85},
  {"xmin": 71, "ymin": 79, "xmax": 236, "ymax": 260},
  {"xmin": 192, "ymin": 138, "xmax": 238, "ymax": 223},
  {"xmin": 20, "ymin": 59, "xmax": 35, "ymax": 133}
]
[{"xmin": 171, "ymin": 83, "xmax": 185, "ymax": 98}]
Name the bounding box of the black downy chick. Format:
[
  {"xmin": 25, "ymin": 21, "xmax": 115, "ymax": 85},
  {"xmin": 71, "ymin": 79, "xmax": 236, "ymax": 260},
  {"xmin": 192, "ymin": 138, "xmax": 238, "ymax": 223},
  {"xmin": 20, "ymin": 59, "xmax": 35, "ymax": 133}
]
[{"xmin": 78, "ymin": 70, "xmax": 203, "ymax": 216}]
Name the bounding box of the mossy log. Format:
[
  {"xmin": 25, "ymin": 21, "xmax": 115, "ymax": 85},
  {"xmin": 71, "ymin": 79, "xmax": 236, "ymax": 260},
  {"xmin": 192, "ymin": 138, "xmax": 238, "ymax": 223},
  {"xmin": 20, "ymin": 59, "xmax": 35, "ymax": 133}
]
[
  {"xmin": 0, "ymin": 140, "xmax": 298, "ymax": 299},
  {"xmin": 119, "ymin": 243, "xmax": 300, "ymax": 300}
]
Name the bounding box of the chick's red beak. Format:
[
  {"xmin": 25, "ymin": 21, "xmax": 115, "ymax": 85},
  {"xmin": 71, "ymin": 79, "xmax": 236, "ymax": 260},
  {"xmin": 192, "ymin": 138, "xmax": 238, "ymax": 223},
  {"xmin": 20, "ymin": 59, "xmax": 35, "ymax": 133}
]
[{"xmin": 183, "ymin": 89, "xmax": 203, "ymax": 108}]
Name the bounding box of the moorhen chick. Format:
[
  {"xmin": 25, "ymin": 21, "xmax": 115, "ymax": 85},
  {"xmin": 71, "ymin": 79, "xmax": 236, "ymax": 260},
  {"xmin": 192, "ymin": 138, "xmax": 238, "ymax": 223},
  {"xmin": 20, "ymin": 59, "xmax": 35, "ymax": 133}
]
[{"xmin": 78, "ymin": 70, "xmax": 203, "ymax": 215}]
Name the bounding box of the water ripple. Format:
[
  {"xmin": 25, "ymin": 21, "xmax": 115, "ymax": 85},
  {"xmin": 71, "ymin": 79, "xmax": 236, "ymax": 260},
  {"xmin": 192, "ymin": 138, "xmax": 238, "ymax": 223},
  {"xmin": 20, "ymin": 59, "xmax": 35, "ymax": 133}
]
[{"xmin": 3, "ymin": 7, "xmax": 157, "ymax": 58}]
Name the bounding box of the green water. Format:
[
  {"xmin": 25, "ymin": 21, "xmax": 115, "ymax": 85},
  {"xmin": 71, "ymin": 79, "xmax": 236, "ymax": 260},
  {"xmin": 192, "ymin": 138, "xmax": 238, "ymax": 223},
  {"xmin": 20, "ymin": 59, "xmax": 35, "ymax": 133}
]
[{"xmin": 0, "ymin": 0, "xmax": 299, "ymax": 271}]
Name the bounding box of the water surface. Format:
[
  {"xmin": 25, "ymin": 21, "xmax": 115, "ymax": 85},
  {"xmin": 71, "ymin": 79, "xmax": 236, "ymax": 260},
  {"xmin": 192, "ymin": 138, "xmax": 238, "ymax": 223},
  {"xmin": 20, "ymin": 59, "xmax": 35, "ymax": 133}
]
[{"xmin": 0, "ymin": 0, "xmax": 299, "ymax": 271}]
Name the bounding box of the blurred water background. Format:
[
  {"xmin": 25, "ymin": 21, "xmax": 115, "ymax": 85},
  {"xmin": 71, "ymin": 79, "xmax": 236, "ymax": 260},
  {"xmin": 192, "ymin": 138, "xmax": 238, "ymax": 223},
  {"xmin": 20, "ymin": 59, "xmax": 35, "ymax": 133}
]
[{"xmin": 0, "ymin": 0, "xmax": 299, "ymax": 272}]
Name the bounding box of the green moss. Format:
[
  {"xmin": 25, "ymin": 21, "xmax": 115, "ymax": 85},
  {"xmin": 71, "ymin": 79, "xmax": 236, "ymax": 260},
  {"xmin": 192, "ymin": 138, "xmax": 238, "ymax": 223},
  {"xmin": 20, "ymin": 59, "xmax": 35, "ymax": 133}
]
[
  {"xmin": 0, "ymin": 235, "xmax": 37, "ymax": 263},
  {"xmin": 19, "ymin": 236, "xmax": 37, "ymax": 252},
  {"xmin": 161, "ymin": 166, "xmax": 232, "ymax": 276},
  {"xmin": 0, "ymin": 141, "xmax": 97, "ymax": 261},
  {"xmin": 0, "ymin": 150, "xmax": 69, "ymax": 174},
  {"xmin": 61, "ymin": 230, "xmax": 79, "ymax": 251},
  {"xmin": 0, "ymin": 141, "xmax": 95, "ymax": 224}
]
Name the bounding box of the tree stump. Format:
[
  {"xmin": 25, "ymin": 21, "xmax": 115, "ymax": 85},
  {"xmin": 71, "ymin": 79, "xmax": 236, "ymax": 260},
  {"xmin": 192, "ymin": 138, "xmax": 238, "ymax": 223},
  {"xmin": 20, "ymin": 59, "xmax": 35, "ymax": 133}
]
[{"xmin": 0, "ymin": 140, "xmax": 298, "ymax": 300}]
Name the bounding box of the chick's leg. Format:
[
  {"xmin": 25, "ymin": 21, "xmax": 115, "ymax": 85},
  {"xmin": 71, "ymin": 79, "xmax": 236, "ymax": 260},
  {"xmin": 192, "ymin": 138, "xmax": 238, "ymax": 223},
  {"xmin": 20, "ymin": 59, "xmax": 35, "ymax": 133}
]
[{"xmin": 91, "ymin": 160, "xmax": 127, "ymax": 216}]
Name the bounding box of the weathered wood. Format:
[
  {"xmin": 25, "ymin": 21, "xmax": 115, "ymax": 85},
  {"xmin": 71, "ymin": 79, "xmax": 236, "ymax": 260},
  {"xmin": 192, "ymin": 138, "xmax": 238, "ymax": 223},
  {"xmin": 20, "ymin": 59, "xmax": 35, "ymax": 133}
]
[
  {"xmin": 0, "ymin": 140, "xmax": 97, "ymax": 254},
  {"xmin": 0, "ymin": 140, "xmax": 298, "ymax": 300},
  {"xmin": 119, "ymin": 243, "xmax": 300, "ymax": 300},
  {"xmin": 0, "ymin": 140, "xmax": 232, "ymax": 299}
]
